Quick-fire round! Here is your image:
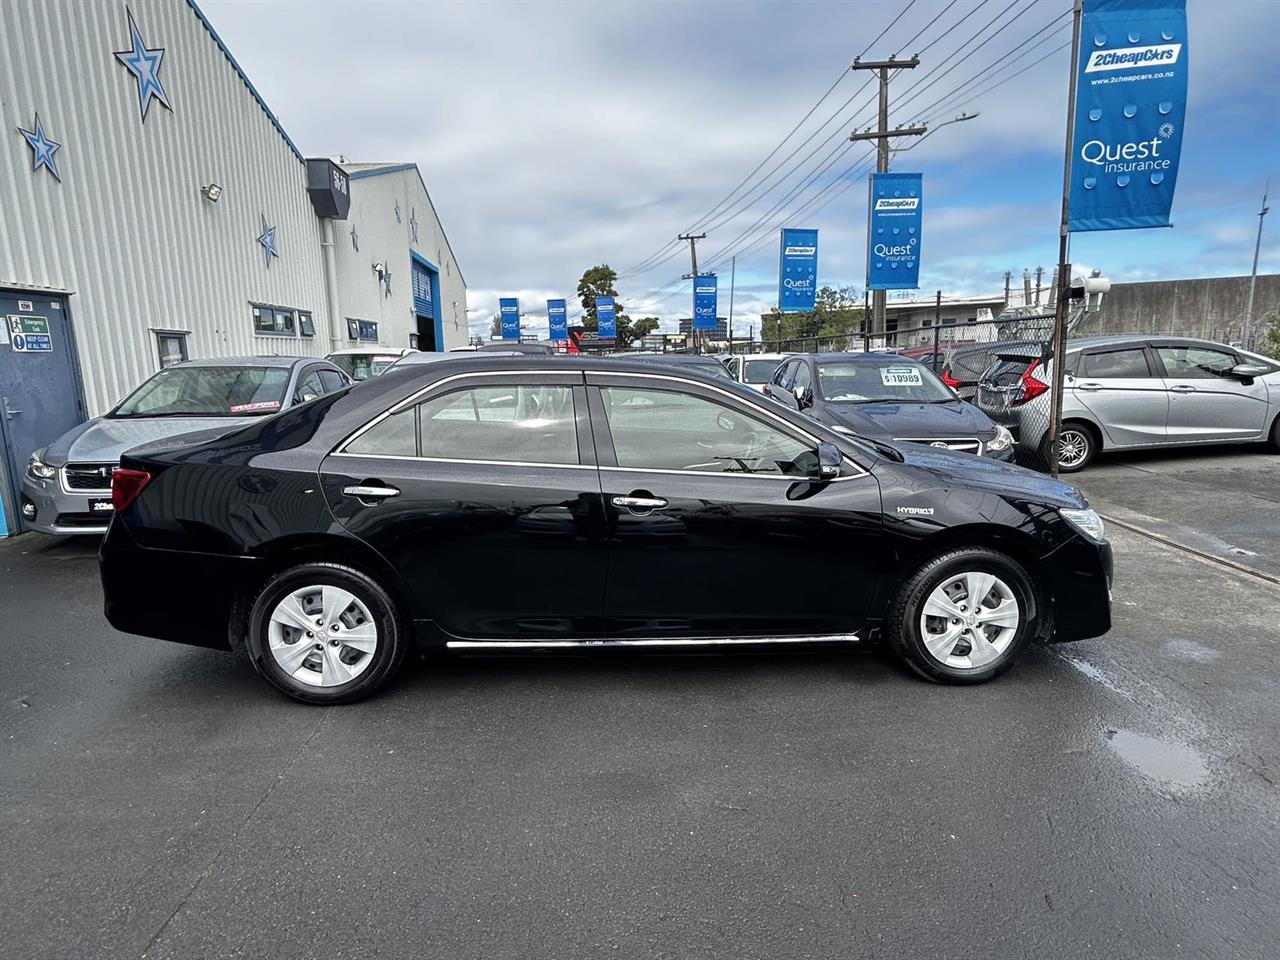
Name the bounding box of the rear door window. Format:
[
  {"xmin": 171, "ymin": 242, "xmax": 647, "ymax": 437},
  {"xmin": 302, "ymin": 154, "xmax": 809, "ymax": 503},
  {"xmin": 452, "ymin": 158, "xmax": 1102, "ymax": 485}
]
[
  {"xmin": 1081, "ymin": 348, "xmax": 1152, "ymax": 379},
  {"xmin": 418, "ymin": 384, "xmax": 579, "ymax": 464}
]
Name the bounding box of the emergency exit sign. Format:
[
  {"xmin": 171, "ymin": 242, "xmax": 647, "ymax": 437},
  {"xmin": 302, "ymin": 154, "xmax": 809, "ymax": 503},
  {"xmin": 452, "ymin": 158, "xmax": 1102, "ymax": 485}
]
[{"xmin": 7, "ymin": 315, "xmax": 53, "ymax": 352}]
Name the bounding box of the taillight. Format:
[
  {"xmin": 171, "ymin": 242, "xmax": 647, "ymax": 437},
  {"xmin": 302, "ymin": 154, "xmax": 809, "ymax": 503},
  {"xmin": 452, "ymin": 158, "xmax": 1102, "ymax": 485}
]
[
  {"xmin": 1015, "ymin": 360, "xmax": 1049, "ymax": 405},
  {"xmin": 941, "ymin": 368, "xmax": 961, "ymax": 389},
  {"xmin": 111, "ymin": 469, "xmax": 152, "ymax": 511}
]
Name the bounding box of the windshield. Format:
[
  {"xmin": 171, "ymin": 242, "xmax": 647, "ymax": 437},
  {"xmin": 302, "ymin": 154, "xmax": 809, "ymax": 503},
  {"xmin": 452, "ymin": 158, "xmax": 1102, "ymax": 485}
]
[
  {"xmin": 110, "ymin": 366, "xmax": 292, "ymax": 418},
  {"xmin": 817, "ymin": 360, "xmax": 954, "ymax": 403},
  {"xmin": 329, "ymin": 354, "xmax": 399, "ymax": 380},
  {"xmin": 743, "ymin": 359, "xmax": 783, "ymax": 382}
]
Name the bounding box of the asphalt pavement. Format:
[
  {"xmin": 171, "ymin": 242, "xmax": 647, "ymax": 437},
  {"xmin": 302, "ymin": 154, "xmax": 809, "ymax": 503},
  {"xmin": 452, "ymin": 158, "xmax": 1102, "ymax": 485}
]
[{"xmin": 3, "ymin": 454, "xmax": 1278, "ymax": 959}]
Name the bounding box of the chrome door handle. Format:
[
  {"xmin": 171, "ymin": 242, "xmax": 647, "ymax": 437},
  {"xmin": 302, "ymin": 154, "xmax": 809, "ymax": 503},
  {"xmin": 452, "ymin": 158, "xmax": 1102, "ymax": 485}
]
[
  {"xmin": 1169, "ymin": 384, "xmax": 1196, "ymax": 393},
  {"xmin": 342, "ymin": 484, "xmax": 400, "ymax": 501},
  {"xmin": 1076, "ymin": 382, "xmax": 1102, "ymax": 391},
  {"xmin": 2, "ymin": 396, "xmax": 21, "ymax": 419},
  {"xmin": 612, "ymin": 495, "xmax": 668, "ymax": 510}
]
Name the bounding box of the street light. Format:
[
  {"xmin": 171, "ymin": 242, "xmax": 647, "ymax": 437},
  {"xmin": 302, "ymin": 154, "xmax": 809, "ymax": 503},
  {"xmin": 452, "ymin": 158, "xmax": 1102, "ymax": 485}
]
[{"xmin": 892, "ymin": 112, "xmax": 981, "ymax": 154}]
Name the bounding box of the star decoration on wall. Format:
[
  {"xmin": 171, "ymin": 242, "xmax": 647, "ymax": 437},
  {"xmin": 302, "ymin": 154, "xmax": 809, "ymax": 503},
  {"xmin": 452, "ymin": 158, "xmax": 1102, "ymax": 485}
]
[
  {"xmin": 409, "ymin": 208, "xmax": 419, "ymax": 245},
  {"xmin": 394, "ymin": 200, "xmax": 401, "ymax": 223},
  {"xmin": 350, "ymin": 224, "xmax": 359, "ymax": 251},
  {"xmin": 257, "ymin": 214, "xmax": 279, "ymax": 267},
  {"xmin": 113, "ymin": 7, "xmax": 172, "ymax": 122},
  {"xmin": 17, "ymin": 113, "xmax": 62, "ymax": 182}
]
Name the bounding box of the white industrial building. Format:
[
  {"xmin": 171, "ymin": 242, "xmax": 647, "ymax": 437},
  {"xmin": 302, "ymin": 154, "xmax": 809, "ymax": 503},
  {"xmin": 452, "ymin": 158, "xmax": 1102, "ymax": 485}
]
[{"xmin": 0, "ymin": 0, "xmax": 466, "ymax": 535}]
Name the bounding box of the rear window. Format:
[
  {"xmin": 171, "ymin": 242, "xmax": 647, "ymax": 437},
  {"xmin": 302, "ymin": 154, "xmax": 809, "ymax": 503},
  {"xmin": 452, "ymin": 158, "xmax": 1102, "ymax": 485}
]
[
  {"xmin": 983, "ymin": 358, "xmax": 1032, "ymax": 388},
  {"xmin": 329, "ymin": 354, "xmax": 400, "ymax": 381},
  {"xmin": 743, "ymin": 359, "xmax": 783, "ymax": 382}
]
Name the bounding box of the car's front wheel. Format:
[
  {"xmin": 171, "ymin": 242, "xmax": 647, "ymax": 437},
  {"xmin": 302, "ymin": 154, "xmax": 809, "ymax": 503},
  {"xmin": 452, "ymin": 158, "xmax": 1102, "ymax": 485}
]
[
  {"xmin": 886, "ymin": 547, "xmax": 1038, "ymax": 684},
  {"xmin": 245, "ymin": 562, "xmax": 407, "ymax": 704}
]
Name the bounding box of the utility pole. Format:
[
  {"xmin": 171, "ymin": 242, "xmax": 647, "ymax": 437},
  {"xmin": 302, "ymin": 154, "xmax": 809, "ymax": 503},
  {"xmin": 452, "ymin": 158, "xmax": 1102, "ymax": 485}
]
[
  {"xmin": 1047, "ymin": 0, "xmax": 1084, "ymax": 479},
  {"xmin": 1004, "ymin": 271, "xmax": 1012, "ymax": 306},
  {"xmin": 850, "ymin": 55, "xmax": 924, "ymax": 335},
  {"xmin": 728, "ymin": 255, "xmax": 737, "ymax": 355},
  {"xmin": 1034, "ymin": 266, "xmax": 1044, "ymax": 306},
  {"xmin": 1244, "ymin": 182, "xmax": 1270, "ymax": 350},
  {"xmin": 678, "ymin": 232, "xmax": 706, "ymax": 355}
]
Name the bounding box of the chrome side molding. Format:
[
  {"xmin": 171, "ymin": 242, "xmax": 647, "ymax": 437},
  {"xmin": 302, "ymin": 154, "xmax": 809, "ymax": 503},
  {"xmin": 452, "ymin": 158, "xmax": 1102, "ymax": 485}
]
[{"xmin": 446, "ymin": 633, "xmax": 859, "ymax": 651}]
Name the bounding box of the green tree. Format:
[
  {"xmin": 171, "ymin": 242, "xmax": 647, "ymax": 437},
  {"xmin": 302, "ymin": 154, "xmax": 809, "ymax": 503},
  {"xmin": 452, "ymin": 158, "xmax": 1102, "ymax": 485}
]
[
  {"xmin": 763, "ymin": 285, "xmax": 864, "ymax": 347},
  {"xmin": 1258, "ymin": 308, "xmax": 1280, "ymax": 360},
  {"xmin": 489, "ymin": 312, "xmax": 502, "ymax": 340},
  {"xmin": 576, "ymin": 264, "xmax": 658, "ymax": 349}
]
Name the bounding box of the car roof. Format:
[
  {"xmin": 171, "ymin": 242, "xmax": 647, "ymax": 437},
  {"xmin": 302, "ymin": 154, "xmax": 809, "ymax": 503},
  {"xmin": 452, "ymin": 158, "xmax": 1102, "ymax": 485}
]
[
  {"xmin": 172, "ymin": 355, "xmax": 318, "ymax": 370},
  {"xmin": 738, "ymin": 352, "xmax": 792, "ymax": 361},
  {"xmin": 806, "ymin": 352, "xmax": 925, "ymax": 363},
  {"xmin": 326, "ymin": 348, "xmax": 410, "ymax": 357}
]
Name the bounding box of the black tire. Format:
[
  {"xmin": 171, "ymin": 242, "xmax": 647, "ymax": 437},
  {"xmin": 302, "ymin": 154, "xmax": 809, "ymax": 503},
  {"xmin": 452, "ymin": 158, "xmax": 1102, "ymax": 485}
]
[
  {"xmin": 886, "ymin": 547, "xmax": 1039, "ymax": 685},
  {"xmin": 1043, "ymin": 421, "xmax": 1096, "ymax": 473},
  {"xmin": 245, "ymin": 562, "xmax": 407, "ymax": 704},
  {"xmin": 1270, "ymin": 413, "xmax": 1280, "ymax": 452}
]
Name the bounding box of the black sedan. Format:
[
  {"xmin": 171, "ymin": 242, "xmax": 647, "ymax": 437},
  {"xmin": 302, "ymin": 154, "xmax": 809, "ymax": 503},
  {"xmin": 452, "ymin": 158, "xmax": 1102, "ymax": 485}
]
[
  {"xmin": 764, "ymin": 353, "xmax": 1016, "ymax": 460},
  {"xmin": 100, "ymin": 356, "xmax": 1112, "ymax": 704}
]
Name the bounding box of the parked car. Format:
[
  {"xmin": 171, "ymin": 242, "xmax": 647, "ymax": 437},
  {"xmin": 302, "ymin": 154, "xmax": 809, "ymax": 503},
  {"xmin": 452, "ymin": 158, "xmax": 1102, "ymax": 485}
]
[
  {"xmin": 615, "ymin": 352, "xmax": 735, "ymax": 380},
  {"xmin": 326, "ymin": 348, "xmax": 414, "ymax": 380},
  {"xmin": 100, "ymin": 355, "xmax": 1112, "ymax": 703},
  {"xmin": 21, "ymin": 356, "xmax": 350, "ymax": 535},
  {"xmin": 975, "ymin": 335, "xmax": 1280, "ymax": 472},
  {"xmin": 724, "ymin": 353, "xmax": 792, "ymax": 391},
  {"xmin": 764, "ymin": 353, "xmax": 1015, "ymax": 460},
  {"xmin": 940, "ymin": 340, "xmax": 1044, "ymax": 400}
]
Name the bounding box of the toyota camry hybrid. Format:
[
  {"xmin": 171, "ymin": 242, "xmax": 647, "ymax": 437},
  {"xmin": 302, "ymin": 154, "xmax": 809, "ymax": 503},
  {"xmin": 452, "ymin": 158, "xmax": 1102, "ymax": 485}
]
[{"xmin": 99, "ymin": 356, "xmax": 1113, "ymax": 704}]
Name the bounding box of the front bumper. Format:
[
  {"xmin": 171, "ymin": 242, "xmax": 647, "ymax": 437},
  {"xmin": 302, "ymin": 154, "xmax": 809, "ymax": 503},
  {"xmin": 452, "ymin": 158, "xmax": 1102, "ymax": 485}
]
[
  {"xmin": 1043, "ymin": 534, "xmax": 1113, "ymax": 643},
  {"xmin": 20, "ymin": 472, "xmax": 112, "ymax": 535}
]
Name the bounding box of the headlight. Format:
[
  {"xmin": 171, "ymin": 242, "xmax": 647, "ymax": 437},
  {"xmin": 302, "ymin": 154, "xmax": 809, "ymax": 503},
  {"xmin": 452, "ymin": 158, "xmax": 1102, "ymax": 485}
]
[
  {"xmin": 27, "ymin": 448, "xmax": 56, "ymax": 481},
  {"xmin": 985, "ymin": 423, "xmax": 1014, "ymax": 454},
  {"xmin": 1060, "ymin": 507, "xmax": 1106, "ymax": 542}
]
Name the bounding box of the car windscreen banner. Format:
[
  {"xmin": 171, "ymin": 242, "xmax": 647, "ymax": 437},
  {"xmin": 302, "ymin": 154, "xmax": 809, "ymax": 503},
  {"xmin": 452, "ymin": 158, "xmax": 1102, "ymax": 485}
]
[
  {"xmin": 596, "ymin": 297, "xmax": 617, "ymax": 339},
  {"xmin": 1068, "ymin": 0, "xmax": 1188, "ymax": 232},
  {"xmin": 547, "ymin": 299, "xmax": 568, "ymax": 341},
  {"xmin": 499, "ymin": 298, "xmax": 520, "ymax": 340},
  {"xmin": 866, "ymin": 172, "xmax": 923, "ymax": 291},
  {"xmin": 693, "ymin": 275, "xmax": 718, "ymax": 330},
  {"xmin": 778, "ymin": 228, "xmax": 818, "ymax": 312}
]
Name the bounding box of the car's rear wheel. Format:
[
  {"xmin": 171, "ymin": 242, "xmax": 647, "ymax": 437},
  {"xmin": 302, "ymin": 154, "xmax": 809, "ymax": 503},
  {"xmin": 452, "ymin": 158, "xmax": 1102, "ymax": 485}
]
[
  {"xmin": 246, "ymin": 563, "xmax": 407, "ymax": 704},
  {"xmin": 1043, "ymin": 421, "xmax": 1096, "ymax": 472},
  {"xmin": 887, "ymin": 547, "xmax": 1038, "ymax": 684}
]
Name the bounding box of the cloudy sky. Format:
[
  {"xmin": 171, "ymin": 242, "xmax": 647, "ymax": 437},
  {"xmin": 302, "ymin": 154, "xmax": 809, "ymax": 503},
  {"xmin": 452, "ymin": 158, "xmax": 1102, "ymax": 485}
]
[{"xmin": 202, "ymin": 0, "xmax": 1279, "ymax": 339}]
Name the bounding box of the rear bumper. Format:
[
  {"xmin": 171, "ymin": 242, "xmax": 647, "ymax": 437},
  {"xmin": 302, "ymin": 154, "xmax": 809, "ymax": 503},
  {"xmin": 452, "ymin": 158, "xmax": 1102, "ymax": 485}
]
[
  {"xmin": 99, "ymin": 520, "xmax": 258, "ymax": 650},
  {"xmin": 1043, "ymin": 535, "xmax": 1113, "ymax": 643}
]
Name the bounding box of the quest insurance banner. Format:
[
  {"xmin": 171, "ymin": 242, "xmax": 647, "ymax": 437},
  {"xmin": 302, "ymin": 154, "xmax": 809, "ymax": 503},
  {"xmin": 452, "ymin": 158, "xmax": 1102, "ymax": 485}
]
[
  {"xmin": 1068, "ymin": 0, "xmax": 1188, "ymax": 231},
  {"xmin": 693, "ymin": 275, "xmax": 718, "ymax": 330},
  {"xmin": 596, "ymin": 297, "xmax": 617, "ymax": 339},
  {"xmin": 499, "ymin": 298, "xmax": 520, "ymax": 339},
  {"xmin": 778, "ymin": 228, "xmax": 818, "ymax": 313},
  {"xmin": 866, "ymin": 172, "xmax": 923, "ymax": 291},
  {"xmin": 547, "ymin": 299, "xmax": 567, "ymax": 341}
]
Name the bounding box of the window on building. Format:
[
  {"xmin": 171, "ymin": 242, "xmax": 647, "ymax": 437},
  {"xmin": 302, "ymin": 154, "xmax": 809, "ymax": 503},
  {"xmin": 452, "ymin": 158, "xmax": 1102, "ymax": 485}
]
[
  {"xmin": 252, "ymin": 304, "xmax": 296, "ymax": 336},
  {"xmin": 346, "ymin": 318, "xmax": 360, "ymax": 341},
  {"xmin": 358, "ymin": 320, "xmax": 379, "ymax": 342},
  {"xmin": 155, "ymin": 331, "xmax": 188, "ymax": 368},
  {"xmin": 298, "ymin": 312, "xmax": 315, "ymax": 337}
]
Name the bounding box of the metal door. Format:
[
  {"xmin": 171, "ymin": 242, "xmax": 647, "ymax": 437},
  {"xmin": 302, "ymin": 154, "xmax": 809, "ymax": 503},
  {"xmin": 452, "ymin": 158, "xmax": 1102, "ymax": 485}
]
[
  {"xmin": 1070, "ymin": 345, "xmax": 1167, "ymax": 447},
  {"xmin": 0, "ymin": 291, "xmax": 86, "ymax": 534},
  {"xmin": 1152, "ymin": 343, "xmax": 1269, "ymax": 442}
]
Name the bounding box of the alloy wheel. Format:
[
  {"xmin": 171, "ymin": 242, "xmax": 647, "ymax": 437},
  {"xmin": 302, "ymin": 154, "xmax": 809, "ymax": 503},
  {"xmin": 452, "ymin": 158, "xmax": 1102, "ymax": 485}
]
[
  {"xmin": 267, "ymin": 585, "xmax": 379, "ymax": 687},
  {"xmin": 1057, "ymin": 429, "xmax": 1090, "ymax": 469},
  {"xmin": 918, "ymin": 571, "xmax": 1020, "ymax": 670}
]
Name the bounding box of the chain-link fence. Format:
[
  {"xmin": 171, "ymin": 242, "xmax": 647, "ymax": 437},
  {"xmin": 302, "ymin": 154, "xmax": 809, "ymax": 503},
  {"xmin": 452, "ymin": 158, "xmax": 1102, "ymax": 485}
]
[{"xmin": 727, "ymin": 311, "xmax": 1064, "ymax": 472}]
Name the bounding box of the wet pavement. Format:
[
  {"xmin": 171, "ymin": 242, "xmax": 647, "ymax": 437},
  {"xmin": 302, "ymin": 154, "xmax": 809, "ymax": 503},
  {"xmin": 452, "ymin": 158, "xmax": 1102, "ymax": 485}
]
[{"xmin": 3, "ymin": 502, "xmax": 1278, "ymax": 958}]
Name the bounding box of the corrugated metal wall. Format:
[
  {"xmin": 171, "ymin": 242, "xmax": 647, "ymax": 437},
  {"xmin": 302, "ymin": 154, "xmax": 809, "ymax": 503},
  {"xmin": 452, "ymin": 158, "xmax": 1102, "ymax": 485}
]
[{"xmin": 0, "ymin": 0, "xmax": 331, "ymax": 415}]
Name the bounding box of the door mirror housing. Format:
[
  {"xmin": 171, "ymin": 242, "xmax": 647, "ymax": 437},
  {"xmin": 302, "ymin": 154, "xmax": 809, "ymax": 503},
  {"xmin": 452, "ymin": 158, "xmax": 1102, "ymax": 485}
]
[
  {"xmin": 1230, "ymin": 362, "xmax": 1270, "ymax": 381},
  {"xmin": 816, "ymin": 441, "xmax": 842, "ymax": 480}
]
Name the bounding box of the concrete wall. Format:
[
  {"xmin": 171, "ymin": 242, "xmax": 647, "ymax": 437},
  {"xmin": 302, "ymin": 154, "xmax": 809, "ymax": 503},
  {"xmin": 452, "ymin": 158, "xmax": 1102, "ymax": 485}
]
[
  {"xmin": 1079, "ymin": 274, "xmax": 1280, "ymax": 344},
  {"xmin": 0, "ymin": 0, "xmax": 333, "ymax": 415},
  {"xmin": 335, "ymin": 165, "xmax": 468, "ymax": 351}
]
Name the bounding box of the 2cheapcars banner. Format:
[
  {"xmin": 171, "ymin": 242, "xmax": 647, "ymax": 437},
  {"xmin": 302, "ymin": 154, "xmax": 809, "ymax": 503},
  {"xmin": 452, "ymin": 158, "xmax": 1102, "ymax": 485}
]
[
  {"xmin": 1069, "ymin": 0, "xmax": 1188, "ymax": 231},
  {"xmin": 547, "ymin": 299, "xmax": 568, "ymax": 341},
  {"xmin": 499, "ymin": 298, "xmax": 520, "ymax": 339},
  {"xmin": 693, "ymin": 275, "xmax": 718, "ymax": 330},
  {"xmin": 778, "ymin": 228, "xmax": 818, "ymax": 312},
  {"xmin": 866, "ymin": 172, "xmax": 923, "ymax": 291},
  {"xmin": 596, "ymin": 297, "xmax": 617, "ymax": 339}
]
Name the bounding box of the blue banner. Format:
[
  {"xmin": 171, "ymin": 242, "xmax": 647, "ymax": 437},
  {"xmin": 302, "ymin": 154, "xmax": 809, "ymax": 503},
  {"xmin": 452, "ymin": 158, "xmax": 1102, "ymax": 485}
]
[
  {"xmin": 547, "ymin": 298, "xmax": 567, "ymax": 341},
  {"xmin": 596, "ymin": 296, "xmax": 617, "ymax": 339},
  {"xmin": 1068, "ymin": 0, "xmax": 1188, "ymax": 232},
  {"xmin": 693, "ymin": 275, "xmax": 718, "ymax": 330},
  {"xmin": 499, "ymin": 298, "xmax": 520, "ymax": 340},
  {"xmin": 866, "ymin": 172, "xmax": 923, "ymax": 291},
  {"xmin": 778, "ymin": 228, "xmax": 818, "ymax": 312}
]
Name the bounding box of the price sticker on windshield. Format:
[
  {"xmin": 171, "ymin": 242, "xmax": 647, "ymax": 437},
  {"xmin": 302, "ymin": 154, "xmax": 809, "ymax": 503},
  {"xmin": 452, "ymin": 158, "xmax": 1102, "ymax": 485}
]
[{"xmin": 880, "ymin": 365, "xmax": 922, "ymax": 387}]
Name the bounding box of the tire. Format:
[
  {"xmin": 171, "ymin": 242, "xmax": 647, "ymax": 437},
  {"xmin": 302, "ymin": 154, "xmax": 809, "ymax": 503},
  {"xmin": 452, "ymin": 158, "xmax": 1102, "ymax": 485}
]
[
  {"xmin": 886, "ymin": 547, "xmax": 1039, "ymax": 685},
  {"xmin": 1043, "ymin": 421, "xmax": 1096, "ymax": 473},
  {"xmin": 1270, "ymin": 413, "xmax": 1280, "ymax": 452},
  {"xmin": 245, "ymin": 562, "xmax": 407, "ymax": 704}
]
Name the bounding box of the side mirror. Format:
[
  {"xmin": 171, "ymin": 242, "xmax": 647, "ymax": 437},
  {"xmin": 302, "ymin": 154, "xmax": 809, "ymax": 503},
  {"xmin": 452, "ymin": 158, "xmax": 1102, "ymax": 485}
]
[
  {"xmin": 1230, "ymin": 362, "xmax": 1269, "ymax": 380},
  {"xmin": 817, "ymin": 441, "xmax": 842, "ymax": 480}
]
